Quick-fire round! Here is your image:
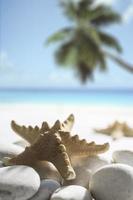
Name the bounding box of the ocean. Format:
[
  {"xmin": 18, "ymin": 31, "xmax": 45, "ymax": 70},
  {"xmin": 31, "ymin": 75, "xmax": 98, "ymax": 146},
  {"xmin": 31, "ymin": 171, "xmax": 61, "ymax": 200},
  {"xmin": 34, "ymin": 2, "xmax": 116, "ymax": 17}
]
[{"xmin": 0, "ymin": 89, "xmax": 133, "ymax": 106}]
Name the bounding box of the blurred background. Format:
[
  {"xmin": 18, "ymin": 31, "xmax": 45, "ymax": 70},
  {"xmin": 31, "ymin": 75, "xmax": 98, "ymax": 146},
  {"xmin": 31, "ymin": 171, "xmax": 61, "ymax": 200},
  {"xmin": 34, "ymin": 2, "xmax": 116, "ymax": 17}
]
[{"xmin": 0, "ymin": 0, "xmax": 133, "ymax": 143}]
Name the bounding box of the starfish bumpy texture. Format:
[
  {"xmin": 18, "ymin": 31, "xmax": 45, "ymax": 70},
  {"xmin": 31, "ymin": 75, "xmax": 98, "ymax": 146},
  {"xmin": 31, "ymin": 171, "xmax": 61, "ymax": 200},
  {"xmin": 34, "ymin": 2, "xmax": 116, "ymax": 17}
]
[
  {"xmin": 4, "ymin": 114, "xmax": 109, "ymax": 180},
  {"xmin": 11, "ymin": 114, "xmax": 74, "ymax": 145},
  {"xmin": 94, "ymin": 121, "xmax": 133, "ymax": 140}
]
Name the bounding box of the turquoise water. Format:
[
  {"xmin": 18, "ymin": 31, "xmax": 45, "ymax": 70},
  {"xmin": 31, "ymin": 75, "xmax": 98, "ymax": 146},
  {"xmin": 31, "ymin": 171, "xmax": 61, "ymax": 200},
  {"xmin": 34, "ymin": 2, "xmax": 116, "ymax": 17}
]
[{"xmin": 0, "ymin": 89, "xmax": 133, "ymax": 106}]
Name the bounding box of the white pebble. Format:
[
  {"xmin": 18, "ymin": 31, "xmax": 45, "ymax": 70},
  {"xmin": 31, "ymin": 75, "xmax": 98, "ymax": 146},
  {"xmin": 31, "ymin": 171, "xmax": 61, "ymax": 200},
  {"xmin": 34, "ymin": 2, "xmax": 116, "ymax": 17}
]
[
  {"xmin": 0, "ymin": 165, "xmax": 40, "ymax": 200},
  {"xmin": 50, "ymin": 185, "xmax": 92, "ymax": 200},
  {"xmin": 0, "ymin": 141, "xmax": 23, "ymax": 159},
  {"xmin": 113, "ymin": 150, "xmax": 133, "ymax": 167},
  {"xmin": 30, "ymin": 179, "xmax": 60, "ymax": 200},
  {"xmin": 90, "ymin": 164, "xmax": 133, "ymax": 200}
]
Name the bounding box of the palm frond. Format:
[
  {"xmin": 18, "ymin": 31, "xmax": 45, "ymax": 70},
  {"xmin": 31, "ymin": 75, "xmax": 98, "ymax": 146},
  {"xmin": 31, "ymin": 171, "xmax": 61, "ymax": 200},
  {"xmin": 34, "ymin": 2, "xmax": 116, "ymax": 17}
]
[
  {"xmin": 75, "ymin": 49, "xmax": 107, "ymax": 83},
  {"xmin": 46, "ymin": 28, "xmax": 73, "ymax": 45},
  {"xmin": 84, "ymin": 26, "xmax": 101, "ymax": 45},
  {"xmin": 78, "ymin": 0, "xmax": 94, "ymax": 8},
  {"xmin": 76, "ymin": 0, "xmax": 94, "ymax": 19},
  {"xmin": 98, "ymin": 31, "xmax": 122, "ymax": 52},
  {"xmin": 60, "ymin": 0, "xmax": 94, "ymax": 20},
  {"xmin": 90, "ymin": 5, "xmax": 121, "ymax": 26},
  {"xmin": 77, "ymin": 62, "xmax": 94, "ymax": 83},
  {"xmin": 105, "ymin": 51, "xmax": 133, "ymax": 73},
  {"xmin": 77, "ymin": 29, "xmax": 106, "ymax": 69},
  {"xmin": 60, "ymin": 1, "xmax": 78, "ymax": 21},
  {"xmin": 55, "ymin": 40, "xmax": 78, "ymax": 66}
]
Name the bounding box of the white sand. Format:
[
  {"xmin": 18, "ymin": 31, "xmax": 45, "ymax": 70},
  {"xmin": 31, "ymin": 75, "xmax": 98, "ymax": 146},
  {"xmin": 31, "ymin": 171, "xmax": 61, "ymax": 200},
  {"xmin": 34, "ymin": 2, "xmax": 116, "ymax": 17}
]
[{"xmin": 0, "ymin": 103, "xmax": 133, "ymax": 160}]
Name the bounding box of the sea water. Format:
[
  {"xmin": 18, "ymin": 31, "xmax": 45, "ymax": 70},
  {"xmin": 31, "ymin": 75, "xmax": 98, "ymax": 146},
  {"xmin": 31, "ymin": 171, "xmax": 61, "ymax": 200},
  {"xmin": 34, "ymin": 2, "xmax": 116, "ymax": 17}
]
[{"xmin": 0, "ymin": 89, "xmax": 133, "ymax": 106}]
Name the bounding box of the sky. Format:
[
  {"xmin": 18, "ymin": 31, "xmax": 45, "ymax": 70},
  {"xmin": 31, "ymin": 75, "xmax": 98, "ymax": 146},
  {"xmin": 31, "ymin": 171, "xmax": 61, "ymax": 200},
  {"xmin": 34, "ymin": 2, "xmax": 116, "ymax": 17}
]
[{"xmin": 0, "ymin": 0, "xmax": 133, "ymax": 89}]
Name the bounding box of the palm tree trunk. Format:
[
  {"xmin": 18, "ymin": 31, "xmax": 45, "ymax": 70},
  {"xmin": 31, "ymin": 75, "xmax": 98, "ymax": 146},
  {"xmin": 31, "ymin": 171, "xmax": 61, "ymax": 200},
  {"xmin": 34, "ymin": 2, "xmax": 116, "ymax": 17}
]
[{"xmin": 104, "ymin": 50, "xmax": 133, "ymax": 73}]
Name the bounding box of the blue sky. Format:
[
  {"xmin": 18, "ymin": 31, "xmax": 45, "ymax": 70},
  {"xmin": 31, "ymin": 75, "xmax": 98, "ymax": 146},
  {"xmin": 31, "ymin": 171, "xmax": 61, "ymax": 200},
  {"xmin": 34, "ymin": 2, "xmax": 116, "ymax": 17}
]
[{"xmin": 0, "ymin": 0, "xmax": 133, "ymax": 89}]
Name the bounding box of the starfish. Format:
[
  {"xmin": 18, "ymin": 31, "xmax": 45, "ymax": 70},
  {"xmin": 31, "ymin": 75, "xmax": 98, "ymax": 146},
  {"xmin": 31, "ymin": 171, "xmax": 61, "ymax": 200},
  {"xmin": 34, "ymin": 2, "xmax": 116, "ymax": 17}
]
[
  {"xmin": 94, "ymin": 121, "xmax": 133, "ymax": 140},
  {"xmin": 4, "ymin": 114, "xmax": 109, "ymax": 180},
  {"xmin": 11, "ymin": 114, "xmax": 75, "ymax": 145}
]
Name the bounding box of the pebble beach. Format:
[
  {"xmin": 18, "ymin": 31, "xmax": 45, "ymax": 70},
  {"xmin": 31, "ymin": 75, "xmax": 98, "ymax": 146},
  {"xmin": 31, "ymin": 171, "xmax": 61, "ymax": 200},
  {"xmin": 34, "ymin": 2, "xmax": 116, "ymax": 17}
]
[{"xmin": 0, "ymin": 102, "xmax": 133, "ymax": 199}]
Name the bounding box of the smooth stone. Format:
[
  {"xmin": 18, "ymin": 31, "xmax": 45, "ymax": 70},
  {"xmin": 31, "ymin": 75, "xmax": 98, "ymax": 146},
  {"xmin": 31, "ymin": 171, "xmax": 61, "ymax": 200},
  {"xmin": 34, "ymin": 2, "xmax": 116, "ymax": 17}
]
[
  {"xmin": 63, "ymin": 166, "xmax": 91, "ymax": 189},
  {"xmin": 0, "ymin": 141, "xmax": 24, "ymax": 159},
  {"xmin": 30, "ymin": 179, "xmax": 60, "ymax": 200},
  {"xmin": 74, "ymin": 156, "xmax": 109, "ymax": 174},
  {"xmin": 32, "ymin": 161, "xmax": 62, "ymax": 183},
  {"xmin": 113, "ymin": 150, "xmax": 133, "ymax": 167},
  {"xmin": 50, "ymin": 185, "xmax": 92, "ymax": 200},
  {"xmin": 0, "ymin": 165, "xmax": 40, "ymax": 200},
  {"xmin": 90, "ymin": 164, "xmax": 133, "ymax": 200}
]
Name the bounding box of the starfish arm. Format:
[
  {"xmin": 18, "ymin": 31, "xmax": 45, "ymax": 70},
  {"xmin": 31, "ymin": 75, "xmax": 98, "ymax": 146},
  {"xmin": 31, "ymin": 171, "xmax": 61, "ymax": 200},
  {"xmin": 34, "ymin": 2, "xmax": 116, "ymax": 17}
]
[
  {"xmin": 11, "ymin": 120, "xmax": 49, "ymax": 144},
  {"xmin": 51, "ymin": 144, "xmax": 76, "ymax": 180},
  {"xmin": 49, "ymin": 114, "xmax": 75, "ymax": 133},
  {"xmin": 50, "ymin": 120, "xmax": 62, "ymax": 133},
  {"xmin": 59, "ymin": 131, "xmax": 109, "ymax": 157},
  {"xmin": 94, "ymin": 127, "xmax": 113, "ymax": 135},
  {"xmin": 69, "ymin": 140, "xmax": 109, "ymax": 157},
  {"xmin": 123, "ymin": 126, "xmax": 133, "ymax": 137},
  {"xmin": 94, "ymin": 121, "xmax": 122, "ymax": 136},
  {"xmin": 49, "ymin": 114, "xmax": 75, "ymax": 137},
  {"xmin": 61, "ymin": 114, "xmax": 75, "ymax": 132},
  {"xmin": 11, "ymin": 120, "xmax": 40, "ymax": 144},
  {"xmin": 40, "ymin": 121, "xmax": 50, "ymax": 132},
  {"xmin": 3, "ymin": 147, "xmax": 38, "ymax": 166}
]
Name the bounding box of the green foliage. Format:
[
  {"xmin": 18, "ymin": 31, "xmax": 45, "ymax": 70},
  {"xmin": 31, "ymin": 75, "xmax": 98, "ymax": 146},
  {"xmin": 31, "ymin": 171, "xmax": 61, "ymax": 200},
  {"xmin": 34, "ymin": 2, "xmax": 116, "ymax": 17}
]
[
  {"xmin": 90, "ymin": 5, "xmax": 121, "ymax": 26},
  {"xmin": 46, "ymin": 28, "xmax": 73, "ymax": 45},
  {"xmin": 46, "ymin": 0, "xmax": 133, "ymax": 83},
  {"xmin": 98, "ymin": 31, "xmax": 122, "ymax": 52}
]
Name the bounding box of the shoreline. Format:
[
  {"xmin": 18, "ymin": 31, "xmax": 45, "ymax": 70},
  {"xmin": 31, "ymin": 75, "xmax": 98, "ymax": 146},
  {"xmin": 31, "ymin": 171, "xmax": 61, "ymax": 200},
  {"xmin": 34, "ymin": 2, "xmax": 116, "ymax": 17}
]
[
  {"xmin": 0, "ymin": 103, "xmax": 133, "ymax": 143},
  {"xmin": 0, "ymin": 102, "xmax": 133, "ymax": 108}
]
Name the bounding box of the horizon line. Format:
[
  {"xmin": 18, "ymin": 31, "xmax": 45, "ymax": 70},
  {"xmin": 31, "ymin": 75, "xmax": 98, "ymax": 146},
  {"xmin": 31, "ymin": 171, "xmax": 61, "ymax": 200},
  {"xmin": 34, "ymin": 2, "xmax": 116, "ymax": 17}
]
[{"xmin": 0, "ymin": 87, "xmax": 133, "ymax": 92}]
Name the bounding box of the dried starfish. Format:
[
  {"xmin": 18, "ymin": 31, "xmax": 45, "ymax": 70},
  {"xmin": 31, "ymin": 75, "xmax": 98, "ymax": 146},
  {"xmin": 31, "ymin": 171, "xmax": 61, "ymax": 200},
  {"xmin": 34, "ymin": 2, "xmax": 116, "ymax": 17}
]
[
  {"xmin": 94, "ymin": 121, "xmax": 133, "ymax": 140},
  {"xmin": 11, "ymin": 114, "xmax": 74, "ymax": 144},
  {"xmin": 4, "ymin": 115, "xmax": 109, "ymax": 180},
  {"xmin": 4, "ymin": 123, "xmax": 76, "ymax": 180}
]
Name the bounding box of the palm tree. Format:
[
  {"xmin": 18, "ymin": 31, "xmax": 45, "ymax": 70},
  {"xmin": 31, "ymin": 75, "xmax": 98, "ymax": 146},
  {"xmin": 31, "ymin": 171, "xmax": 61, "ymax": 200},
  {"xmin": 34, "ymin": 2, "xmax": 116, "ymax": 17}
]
[{"xmin": 46, "ymin": 0, "xmax": 133, "ymax": 83}]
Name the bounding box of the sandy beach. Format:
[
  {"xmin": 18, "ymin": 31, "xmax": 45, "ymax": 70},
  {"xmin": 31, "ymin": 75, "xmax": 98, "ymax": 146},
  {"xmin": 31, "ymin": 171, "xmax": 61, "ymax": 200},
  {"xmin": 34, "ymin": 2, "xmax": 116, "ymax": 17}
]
[{"xmin": 0, "ymin": 103, "xmax": 133, "ymax": 152}]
